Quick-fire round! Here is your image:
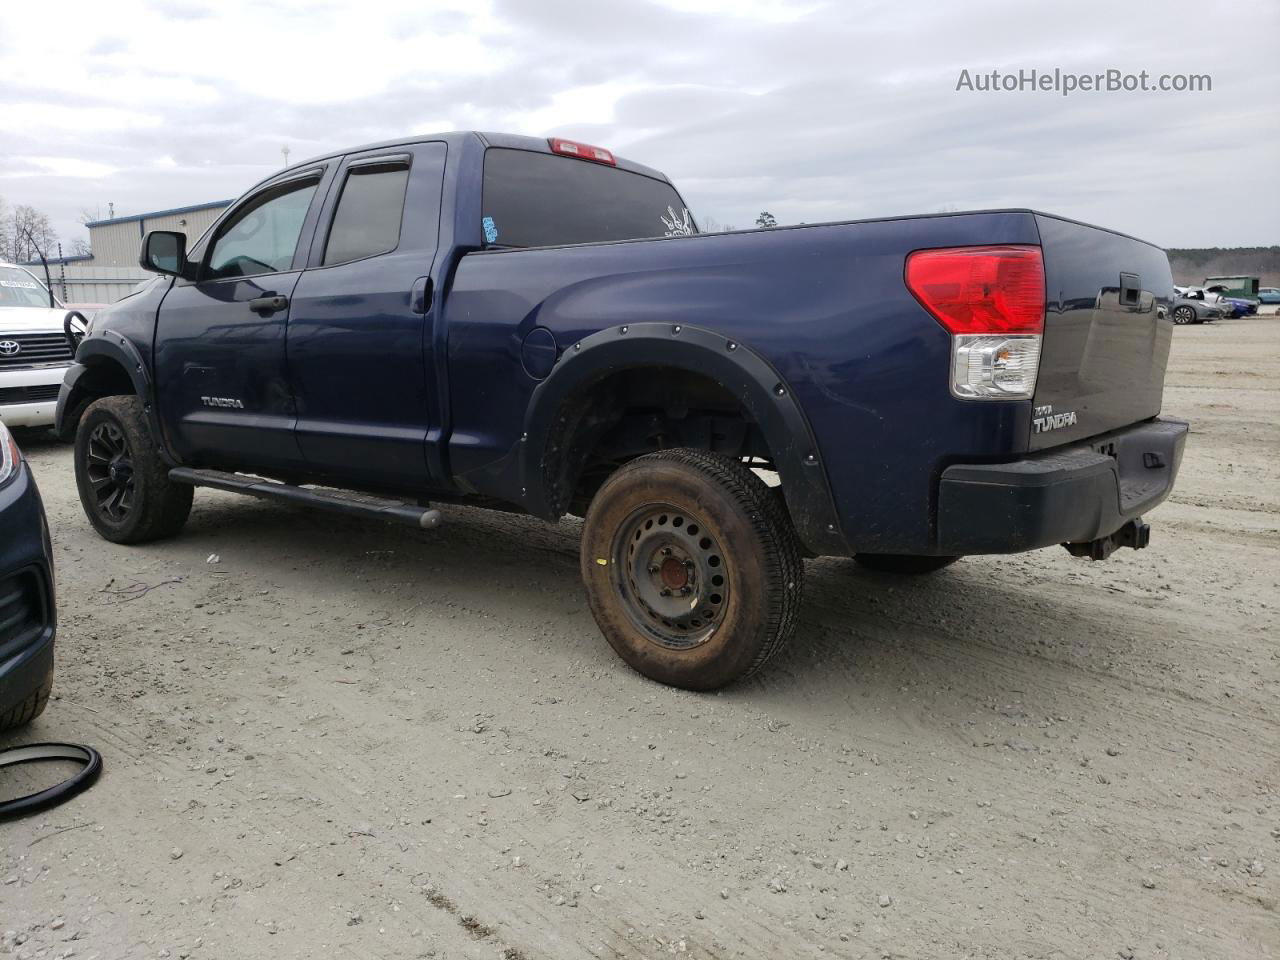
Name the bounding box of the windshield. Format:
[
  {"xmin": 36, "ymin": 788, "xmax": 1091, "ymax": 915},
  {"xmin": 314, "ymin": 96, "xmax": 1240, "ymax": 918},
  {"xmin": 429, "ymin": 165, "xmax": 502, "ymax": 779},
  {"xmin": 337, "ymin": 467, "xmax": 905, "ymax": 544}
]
[
  {"xmin": 482, "ymin": 148, "xmax": 696, "ymax": 249},
  {"xmin": 0, "ymin": 266, "xmax": 55, "ymax": 309}
]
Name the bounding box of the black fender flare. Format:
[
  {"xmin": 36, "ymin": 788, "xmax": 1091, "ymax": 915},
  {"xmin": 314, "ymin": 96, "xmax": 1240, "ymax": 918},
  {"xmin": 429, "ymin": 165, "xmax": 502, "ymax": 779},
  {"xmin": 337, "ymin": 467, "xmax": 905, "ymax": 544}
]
[
  {"xmin": 519, "ymin": 322, "xmax": 848, "ymax": 556},
  {"xmin": 55, "ymin": 335, "xmax": 170, "ymax": 462}
]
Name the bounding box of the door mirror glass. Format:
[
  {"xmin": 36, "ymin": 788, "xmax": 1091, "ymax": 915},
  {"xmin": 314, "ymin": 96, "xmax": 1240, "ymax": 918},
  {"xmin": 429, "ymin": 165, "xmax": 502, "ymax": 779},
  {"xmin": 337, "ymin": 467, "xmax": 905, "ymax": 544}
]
[{"xmin": 140, "ymin": 231, "xmax": 188, "ymax": 276}]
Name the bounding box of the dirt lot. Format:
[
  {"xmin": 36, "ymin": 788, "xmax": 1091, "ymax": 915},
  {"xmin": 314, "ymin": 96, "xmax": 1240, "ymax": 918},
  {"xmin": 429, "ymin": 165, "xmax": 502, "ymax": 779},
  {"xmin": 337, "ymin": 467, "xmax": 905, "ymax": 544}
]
[{"xmin": 3, "ymin": 315, "xmax": 1277, "ymax": 960}]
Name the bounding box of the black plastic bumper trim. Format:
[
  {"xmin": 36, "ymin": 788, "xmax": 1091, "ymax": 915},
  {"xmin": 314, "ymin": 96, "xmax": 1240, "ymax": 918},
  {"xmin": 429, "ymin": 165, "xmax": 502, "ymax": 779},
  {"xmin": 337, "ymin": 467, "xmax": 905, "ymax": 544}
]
[{"xmin": 936, "ymin": 417, "xmax": 1188, "ymax": 554}]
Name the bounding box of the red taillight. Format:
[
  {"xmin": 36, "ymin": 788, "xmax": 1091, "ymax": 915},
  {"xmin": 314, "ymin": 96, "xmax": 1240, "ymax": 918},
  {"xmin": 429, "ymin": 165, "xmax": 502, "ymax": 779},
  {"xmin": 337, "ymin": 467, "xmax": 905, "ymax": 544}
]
[
  {"xmin": 548, "ymin": 137, "xmax": 616, "ymax": 166},
  {"xmin": 905, "ymin": 245, "xmax": 1045, "ymax": 335}
]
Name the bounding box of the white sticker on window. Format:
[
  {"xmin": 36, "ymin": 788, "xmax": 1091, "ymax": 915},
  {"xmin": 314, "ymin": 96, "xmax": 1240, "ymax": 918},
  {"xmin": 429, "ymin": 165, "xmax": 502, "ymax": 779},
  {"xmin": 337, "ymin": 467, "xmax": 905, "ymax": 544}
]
[{"xmin": 660, "ymin": 205, "xmax": 694, "ymax": 237}]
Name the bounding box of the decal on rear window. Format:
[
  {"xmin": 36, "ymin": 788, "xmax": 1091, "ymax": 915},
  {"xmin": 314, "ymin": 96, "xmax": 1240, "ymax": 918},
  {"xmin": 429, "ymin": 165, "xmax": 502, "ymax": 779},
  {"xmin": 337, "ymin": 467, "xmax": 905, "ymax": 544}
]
[
  {"xmin": 660, "ymin": 206, "xmax": 694, "ymax": 238},
  {"xmin": 482, "ymin": 216, "xmax": 499, "ymax": 244},
  {"xmin": 0, "ymin": 280, "xmax": 39, "ymax": 289}
]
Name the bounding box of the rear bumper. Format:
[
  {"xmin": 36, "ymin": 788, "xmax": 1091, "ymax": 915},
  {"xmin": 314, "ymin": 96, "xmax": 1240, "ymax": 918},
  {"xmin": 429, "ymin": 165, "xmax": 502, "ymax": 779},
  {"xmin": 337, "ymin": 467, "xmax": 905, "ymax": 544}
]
[
  {"xmin": 0, "ymin": 463, "xmax": 57, "ymax": 712},
  {"xmin": 936, "ymin": 417, "xmax": 1188, "ymax": 555}
]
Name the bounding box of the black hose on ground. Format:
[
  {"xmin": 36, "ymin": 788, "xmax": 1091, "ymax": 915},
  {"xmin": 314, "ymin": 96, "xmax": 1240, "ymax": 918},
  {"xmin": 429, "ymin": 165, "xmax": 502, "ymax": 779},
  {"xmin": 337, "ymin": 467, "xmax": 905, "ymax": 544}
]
[{"xmin": 0, "ymin": 743, "xmax": 102, "ymax": 821}]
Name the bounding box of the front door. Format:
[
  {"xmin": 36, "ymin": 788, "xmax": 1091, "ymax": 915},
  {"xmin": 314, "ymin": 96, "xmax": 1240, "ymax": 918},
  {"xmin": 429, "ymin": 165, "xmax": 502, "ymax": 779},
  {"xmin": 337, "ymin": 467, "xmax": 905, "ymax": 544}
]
[{"xmin": 154, "ymin": 168, "xmax": 330, "ymax": 475}]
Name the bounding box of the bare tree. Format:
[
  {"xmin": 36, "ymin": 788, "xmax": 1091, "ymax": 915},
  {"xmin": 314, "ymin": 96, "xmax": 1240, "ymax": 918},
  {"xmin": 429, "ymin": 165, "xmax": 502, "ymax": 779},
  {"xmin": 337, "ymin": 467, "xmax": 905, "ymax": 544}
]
[
  {"xmin": 5, "ymin": 205, "xmax": 57, "ymax": 262},
  {"xmin": 0, "ymin": 195, "xmax": 11, "ymax": 261}
]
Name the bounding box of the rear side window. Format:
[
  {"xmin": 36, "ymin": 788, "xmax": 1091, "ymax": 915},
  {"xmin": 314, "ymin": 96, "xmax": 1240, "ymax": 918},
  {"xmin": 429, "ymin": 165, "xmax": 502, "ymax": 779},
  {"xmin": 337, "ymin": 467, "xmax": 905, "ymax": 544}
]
[
  {"xmin": 323, "ymin": 161, "xmax": 410, "ymax": 265},
  {"xmin": 482, "ymin": 148, "xmax": 695, "ymax": 249}
]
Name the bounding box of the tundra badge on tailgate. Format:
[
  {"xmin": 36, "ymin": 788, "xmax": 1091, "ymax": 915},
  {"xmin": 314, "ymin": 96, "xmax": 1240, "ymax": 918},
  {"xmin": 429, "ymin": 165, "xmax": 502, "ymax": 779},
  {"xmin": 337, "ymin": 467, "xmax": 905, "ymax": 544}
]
[{"xmin": 1033, "ymin": 404, "xmax": 1078, "ymax": 434}]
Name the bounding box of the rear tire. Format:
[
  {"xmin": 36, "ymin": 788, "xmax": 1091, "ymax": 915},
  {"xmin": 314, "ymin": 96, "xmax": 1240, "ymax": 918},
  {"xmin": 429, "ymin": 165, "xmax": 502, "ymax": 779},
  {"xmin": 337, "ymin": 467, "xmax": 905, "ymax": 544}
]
[
  {"xmin": 74, "ymin": 396, "xmax": 192, "ymax": 544},
  {"xmin": 0, "ymin": 664, "xmax": 52, "ymax": 731},
  {"xmin": 853, "ymin": 554, "xmax": 960, "ymax": 575},
  {"xmin": 580, "ymin": 449, "xmax": 803, "ymax": 691},
  {"xmin": 1173, "ymin": 306, "xmax": 1195, "ymax": 325}
]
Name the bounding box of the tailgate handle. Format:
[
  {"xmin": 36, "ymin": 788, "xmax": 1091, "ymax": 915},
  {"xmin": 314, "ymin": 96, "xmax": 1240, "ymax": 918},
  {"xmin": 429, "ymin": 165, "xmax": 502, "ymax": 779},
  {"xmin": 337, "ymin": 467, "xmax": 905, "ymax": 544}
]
[{"xmin": 1119, "ymin": 273, "xmax": 1141, "ymax": 307}]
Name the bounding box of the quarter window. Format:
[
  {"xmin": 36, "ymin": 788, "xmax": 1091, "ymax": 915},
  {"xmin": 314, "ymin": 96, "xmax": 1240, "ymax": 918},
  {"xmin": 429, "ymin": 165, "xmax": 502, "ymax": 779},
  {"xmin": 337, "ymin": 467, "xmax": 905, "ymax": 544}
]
[
  {"xmin": 206, "ymin": 178, "xmax": 319, "ymax": 281},
  {"xmin": 323, "ymin": 161, "xmax": 410, "ymax": 266}
]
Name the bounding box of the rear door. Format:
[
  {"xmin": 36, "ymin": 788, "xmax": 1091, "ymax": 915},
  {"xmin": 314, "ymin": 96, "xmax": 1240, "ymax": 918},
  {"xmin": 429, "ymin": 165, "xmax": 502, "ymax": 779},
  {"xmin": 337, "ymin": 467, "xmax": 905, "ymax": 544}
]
[
  {"xmin": 286, "ymin": 142, "xmax": 447, "ymax": 490},
  {"xmin": 1029, "ymin": 214, "xmax": 1175, "ymax": 449},
  {"xmin": 154, "ymin": 167, "xmax": 331, "ymax": 474}
]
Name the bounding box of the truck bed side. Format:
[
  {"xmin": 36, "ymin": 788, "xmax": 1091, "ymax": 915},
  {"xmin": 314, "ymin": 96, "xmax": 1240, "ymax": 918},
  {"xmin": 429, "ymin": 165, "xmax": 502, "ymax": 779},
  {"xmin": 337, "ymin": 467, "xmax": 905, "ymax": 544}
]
[{"xmin": 443, "ymin": 210, "xmax": 1046, "ymax": 555}]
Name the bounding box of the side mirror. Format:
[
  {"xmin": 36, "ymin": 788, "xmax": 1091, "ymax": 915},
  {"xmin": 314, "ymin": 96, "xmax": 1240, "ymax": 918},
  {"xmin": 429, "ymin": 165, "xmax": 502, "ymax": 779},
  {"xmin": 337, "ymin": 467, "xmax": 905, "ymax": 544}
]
[
  {"xmin": 63, "ymin": 310, "xmax": 90, "ymax": 353},
  {"xmin": 140, "ymin": 230, "xmax": 190, "ymax": 278}
]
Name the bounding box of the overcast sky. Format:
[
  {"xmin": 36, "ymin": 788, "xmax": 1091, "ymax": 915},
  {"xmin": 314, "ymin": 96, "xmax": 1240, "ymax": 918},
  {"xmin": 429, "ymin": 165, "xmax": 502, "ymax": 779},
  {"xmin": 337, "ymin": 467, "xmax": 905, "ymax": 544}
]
[{"xmin": 1, "ymin": 0, "xmax": 1276, "ymax": 250}]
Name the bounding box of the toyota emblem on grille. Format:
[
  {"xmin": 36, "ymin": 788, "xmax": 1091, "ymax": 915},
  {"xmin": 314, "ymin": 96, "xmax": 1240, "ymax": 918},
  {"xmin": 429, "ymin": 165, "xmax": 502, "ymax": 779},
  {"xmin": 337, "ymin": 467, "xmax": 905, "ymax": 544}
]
[{"xmin": 0, "ymin": 341, "xmax": 20, "ymax": 356}]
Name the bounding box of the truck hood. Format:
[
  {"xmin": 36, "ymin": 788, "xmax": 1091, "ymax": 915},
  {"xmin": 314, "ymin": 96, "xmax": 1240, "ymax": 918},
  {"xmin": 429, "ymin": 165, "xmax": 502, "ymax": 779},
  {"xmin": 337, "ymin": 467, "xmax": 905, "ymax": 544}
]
[{"xmin": 0, "ymin": 306, "xmax": 67, "ymax": 334}]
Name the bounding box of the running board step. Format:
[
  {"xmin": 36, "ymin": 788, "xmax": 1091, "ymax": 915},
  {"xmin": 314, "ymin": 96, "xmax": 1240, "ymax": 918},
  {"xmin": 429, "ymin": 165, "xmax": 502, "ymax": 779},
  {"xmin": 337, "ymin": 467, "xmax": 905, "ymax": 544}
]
[{"xmin": 168, "ymin": 468, "xmax": 442, "ymax": 530}]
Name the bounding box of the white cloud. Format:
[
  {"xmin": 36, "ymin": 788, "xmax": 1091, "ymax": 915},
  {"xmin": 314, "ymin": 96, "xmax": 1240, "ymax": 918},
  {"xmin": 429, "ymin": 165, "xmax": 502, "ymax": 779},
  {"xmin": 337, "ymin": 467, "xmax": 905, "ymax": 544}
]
[
  {"xmin": 513, "ymin": 82, "xmax": 652, "ymax": 136},
  {"xmin": 0, "ymin": 157, "xmax": 119, "ymax": 179},
  {"xmin": 0, "ymin": 103, "xmax": 161, "ymax": 134},
  {"xmin": 0, "ymin": 0, "xmax": 1275, "ymax": 248},
  {"xmin": 651, "ymin": 0, "xmax": 820, "ymax": 21}
]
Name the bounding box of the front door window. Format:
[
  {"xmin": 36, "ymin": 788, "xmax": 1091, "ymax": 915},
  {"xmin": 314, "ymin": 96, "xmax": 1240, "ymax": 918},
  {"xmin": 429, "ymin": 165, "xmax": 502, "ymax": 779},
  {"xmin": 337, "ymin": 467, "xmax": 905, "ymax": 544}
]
[{"xmin": 206, "ymin": 179, "xmax": 319, "ymax": 281}]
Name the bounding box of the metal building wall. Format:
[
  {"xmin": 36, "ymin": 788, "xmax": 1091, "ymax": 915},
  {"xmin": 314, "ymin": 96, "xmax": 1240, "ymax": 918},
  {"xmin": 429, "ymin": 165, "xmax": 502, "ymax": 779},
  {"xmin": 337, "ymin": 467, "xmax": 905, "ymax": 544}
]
[
  {"xmin": 142, "ymin": 205, "xmax": 225, "ymax": 248},
  {"xmin": 85, "ymin": 222, "xmax": 142, "ymax": 268},
  {"xmin": 43, "ymin": 266, "xmax": 151, "ymax": 304},
  {"xmin": 86, "ymin": 203, "xmax": 230, "ymax": 267}
]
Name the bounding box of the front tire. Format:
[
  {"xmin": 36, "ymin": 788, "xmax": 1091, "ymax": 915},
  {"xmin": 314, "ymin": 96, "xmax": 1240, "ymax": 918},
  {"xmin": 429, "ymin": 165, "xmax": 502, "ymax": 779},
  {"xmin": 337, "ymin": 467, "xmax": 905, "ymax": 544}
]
[
  {"xmin": 74, "ymin": 396, "xmax": 192, "ymax": 544},
  {"xmin": 0, "ymin": 664, "xmax": 52, "ymax": 732},
  {"xmin": 580, "ymin": 449, "xmax": 803, "ymax": 690},
  {"xmin": 1173, "ymin": 306, "xmax": 1196, "ymax": 325}
]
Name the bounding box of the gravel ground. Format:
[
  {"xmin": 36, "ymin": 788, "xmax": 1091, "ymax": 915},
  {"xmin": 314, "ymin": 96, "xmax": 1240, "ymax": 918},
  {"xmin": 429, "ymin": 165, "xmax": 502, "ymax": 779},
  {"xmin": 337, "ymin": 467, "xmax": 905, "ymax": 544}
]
[{"xmin": 2, "ymin": 314, "xmax": 1277, "ymax": 960}]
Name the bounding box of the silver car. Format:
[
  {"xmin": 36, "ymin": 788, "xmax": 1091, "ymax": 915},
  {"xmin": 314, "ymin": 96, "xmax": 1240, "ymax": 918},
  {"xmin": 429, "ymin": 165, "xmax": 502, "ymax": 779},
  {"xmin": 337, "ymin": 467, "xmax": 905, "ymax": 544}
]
[{"xmin": 1171, "ymin": 287, "xmax": 1224, "ymax": 325}]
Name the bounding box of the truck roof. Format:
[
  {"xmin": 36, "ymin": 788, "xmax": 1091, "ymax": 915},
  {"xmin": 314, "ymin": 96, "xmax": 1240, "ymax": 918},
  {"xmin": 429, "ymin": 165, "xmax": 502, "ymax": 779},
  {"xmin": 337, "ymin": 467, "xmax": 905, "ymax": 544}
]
[{"xmin": 278, "ymin": 131, "xmax": 670, "ymax": 187}]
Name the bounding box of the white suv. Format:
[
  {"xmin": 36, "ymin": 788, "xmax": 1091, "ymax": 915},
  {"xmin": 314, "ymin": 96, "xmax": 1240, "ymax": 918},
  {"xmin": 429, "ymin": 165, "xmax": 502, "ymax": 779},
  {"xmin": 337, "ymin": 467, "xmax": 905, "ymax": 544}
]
[{"xmin": 0, "ymin": 263, "xmax": 76, "ymax": 429}]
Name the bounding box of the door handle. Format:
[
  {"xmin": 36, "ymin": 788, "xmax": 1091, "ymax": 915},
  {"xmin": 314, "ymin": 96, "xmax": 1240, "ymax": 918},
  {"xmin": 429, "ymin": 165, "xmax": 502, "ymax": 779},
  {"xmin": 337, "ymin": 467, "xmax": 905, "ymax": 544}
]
[
  {"xmin": 411, "ymin": 276, "xmax": 432, "ymax": 315},
  {"xmin": 249, "ymin": 295, "xmax": 289, "ymax": 314}
]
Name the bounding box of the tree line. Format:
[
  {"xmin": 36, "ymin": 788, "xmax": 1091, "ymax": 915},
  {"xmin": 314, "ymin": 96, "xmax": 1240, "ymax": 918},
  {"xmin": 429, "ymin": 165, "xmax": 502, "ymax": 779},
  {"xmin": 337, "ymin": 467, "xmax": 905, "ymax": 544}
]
[
  {"xmin": 699, "ymin": 212, "xmax": 778, "ymax": 232},
  {"xmin": 0, "ymin": 194, "xmax": 64, "ymax": 264}
]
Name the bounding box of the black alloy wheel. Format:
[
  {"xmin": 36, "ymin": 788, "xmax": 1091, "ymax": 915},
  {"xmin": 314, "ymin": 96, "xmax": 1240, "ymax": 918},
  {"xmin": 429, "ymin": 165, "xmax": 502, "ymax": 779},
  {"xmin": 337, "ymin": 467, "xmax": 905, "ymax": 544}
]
[{"xmin": 85, "ymin": 420, "xmax": 136, "ymax": 523}]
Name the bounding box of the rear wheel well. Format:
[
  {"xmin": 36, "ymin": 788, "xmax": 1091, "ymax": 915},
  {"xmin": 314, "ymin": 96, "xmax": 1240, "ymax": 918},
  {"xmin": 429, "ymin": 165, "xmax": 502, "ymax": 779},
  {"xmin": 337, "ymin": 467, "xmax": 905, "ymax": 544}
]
[{"xmin": 544, "ymin": 367, "xmax": 780, "ymax": 517}]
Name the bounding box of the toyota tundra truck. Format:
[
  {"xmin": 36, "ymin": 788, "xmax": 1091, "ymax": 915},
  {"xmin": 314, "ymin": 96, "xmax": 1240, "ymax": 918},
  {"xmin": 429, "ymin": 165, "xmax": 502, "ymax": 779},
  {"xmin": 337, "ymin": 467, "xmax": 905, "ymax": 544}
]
[{"xmin": 55, "ymin": 131, "xmax": 1188, "ymax": 690}]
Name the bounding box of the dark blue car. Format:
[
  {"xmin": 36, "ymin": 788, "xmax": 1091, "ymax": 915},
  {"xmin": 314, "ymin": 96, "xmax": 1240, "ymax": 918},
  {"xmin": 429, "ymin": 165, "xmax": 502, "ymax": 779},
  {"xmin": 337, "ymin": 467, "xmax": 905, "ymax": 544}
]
[
  {"xmin": 0, "ymin": 421, "xmax": 55, "ymax": 730},
  {"xmin": 56, "ymin": 131, "xmax": 1188, "ymax": 690}
]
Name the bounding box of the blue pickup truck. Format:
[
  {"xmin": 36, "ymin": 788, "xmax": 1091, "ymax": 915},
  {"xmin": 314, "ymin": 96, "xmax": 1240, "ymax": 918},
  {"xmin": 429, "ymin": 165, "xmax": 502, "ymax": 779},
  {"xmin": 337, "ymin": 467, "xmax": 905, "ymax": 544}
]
[{"xmin": 56, "ymin": 131, "xmax": 1187, "ymax": 690}]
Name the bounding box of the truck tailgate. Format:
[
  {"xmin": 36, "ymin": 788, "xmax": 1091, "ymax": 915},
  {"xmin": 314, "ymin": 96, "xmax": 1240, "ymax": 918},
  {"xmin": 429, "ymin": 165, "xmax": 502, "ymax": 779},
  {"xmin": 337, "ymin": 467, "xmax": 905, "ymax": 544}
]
[{"xmin": 1030, "ymin": 214, "xmax": 1174, "ymax": 450}]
